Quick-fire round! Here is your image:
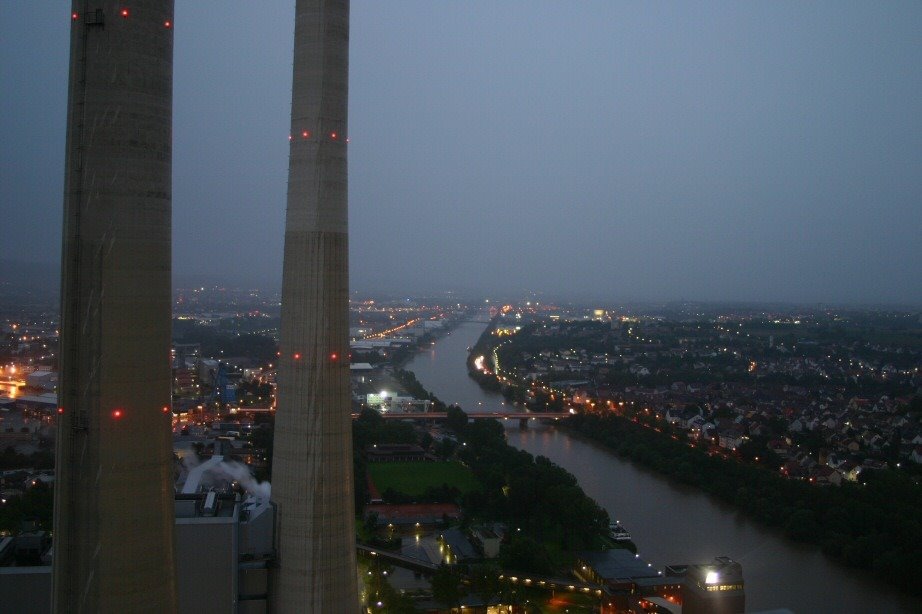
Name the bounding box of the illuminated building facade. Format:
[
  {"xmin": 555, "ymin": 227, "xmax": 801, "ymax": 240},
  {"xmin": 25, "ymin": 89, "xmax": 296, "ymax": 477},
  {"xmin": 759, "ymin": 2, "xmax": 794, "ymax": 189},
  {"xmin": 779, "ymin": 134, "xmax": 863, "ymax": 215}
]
[
  {"xmin": 270, "ymin": 0, "xmax": 359, "ymax": 610},
  {"xmin": 53, "ymin": 1, "xmax": 178, "ymax": 611},
  {"xmin": 682, "ymin": 556, "xmax": 745, "ymax": 614}
]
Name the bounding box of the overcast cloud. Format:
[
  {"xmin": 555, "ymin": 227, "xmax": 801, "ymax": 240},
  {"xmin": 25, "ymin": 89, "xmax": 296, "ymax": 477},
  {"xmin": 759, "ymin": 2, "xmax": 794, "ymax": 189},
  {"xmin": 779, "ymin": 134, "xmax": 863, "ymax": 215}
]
[{"xmin": 2, "ymin": 1, "xmax": 920, "ymax": 303}]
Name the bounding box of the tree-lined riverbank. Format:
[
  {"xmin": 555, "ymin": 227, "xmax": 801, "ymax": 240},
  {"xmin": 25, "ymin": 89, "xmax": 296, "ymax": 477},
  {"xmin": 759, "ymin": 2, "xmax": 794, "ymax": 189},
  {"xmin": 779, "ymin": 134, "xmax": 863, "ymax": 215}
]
[
  {"xmin": 564, "ymin": 412, "xmax": 922, "ymax": 595},
  {"xmin": 404, "ymin": 320, "xmax": 922, "ymax": 613}
]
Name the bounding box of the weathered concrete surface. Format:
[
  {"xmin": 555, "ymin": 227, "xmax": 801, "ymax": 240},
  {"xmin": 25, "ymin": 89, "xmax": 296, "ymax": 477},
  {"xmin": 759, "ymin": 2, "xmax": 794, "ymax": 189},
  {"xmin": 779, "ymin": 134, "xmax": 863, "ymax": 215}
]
[
  {"xmin": 271, "ymin": 0, "xmax": 358, "ymax": 612},
  {"xmin": 54, "ymin": 2, "xmax": 177, "ymax": 612}
]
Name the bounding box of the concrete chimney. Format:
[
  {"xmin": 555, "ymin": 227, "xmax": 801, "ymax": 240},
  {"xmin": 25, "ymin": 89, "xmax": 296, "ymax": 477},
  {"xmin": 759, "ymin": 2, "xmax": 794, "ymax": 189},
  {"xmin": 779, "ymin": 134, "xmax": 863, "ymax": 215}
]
[{"xmin": 53, "ymin": 2, "xmax": 178, "ymax": 611}]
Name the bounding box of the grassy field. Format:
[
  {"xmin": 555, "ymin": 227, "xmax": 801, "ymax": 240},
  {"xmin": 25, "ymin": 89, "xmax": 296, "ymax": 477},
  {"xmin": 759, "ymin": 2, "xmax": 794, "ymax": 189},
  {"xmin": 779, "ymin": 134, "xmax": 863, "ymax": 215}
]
[{"xmin": 367, "ymin": 461, "xmax": 478, "ymax": 496}]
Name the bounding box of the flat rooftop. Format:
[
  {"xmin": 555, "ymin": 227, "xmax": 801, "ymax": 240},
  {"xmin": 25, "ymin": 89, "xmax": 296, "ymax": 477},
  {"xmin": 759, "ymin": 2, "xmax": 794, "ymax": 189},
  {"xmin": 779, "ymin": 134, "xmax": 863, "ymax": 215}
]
[{"xmin": 580, "ymin": 549, "xmax": 663, "ymax": 582}]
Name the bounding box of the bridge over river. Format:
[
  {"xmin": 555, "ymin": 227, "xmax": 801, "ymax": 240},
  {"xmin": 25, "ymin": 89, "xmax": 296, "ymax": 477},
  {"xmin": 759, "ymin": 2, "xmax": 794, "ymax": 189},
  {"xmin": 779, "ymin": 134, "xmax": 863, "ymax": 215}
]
[{"xmin": 401, "ymin": 320, "xmax": 922, "ymax": 613}]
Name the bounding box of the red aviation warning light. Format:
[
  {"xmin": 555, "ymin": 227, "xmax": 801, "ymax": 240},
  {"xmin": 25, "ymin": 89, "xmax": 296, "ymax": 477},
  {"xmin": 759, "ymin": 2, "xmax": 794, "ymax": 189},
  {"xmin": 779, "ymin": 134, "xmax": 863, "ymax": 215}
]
[
  {"xmin": 57, "ymin": 407, "xmax": 65, "ymax": 415},
  {"xmin": 72, "ymin": 12, "xmax": 79, "ymax": 21},
  {"xmin": 330, "ymin": 132, "xmax": 338, "ymax": 140},
  {"xmin": 112, "ymin": 408, "xmax": 124, "ymax": 419},
  {"xmin": 330, "ymin": 353, "xmax": 338, "ymax": 361},
  {"xmin": 302, "ymin": 130, "xmax": 311, "ymax": 139},
  {"xmin": 120, "ymin": 8, "xmax": 129, "ymax": 18},
  {"xmin": 161, "ymin": 406, "xmax": 170, "ymax": 414},
  {"xmin": 164, "ymin": 20, "xmax": 172, "ymax": 29},
  {"xmin": 293, "ymin": 353, "xmax": 302, "ymax": 360}
]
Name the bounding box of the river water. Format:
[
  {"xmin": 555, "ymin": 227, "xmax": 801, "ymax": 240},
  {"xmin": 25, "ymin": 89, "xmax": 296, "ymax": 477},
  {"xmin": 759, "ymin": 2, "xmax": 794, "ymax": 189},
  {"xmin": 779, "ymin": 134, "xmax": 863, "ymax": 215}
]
[{"xmin": 403, "ymin": 321, "xmax": 921, "ymax": 614}]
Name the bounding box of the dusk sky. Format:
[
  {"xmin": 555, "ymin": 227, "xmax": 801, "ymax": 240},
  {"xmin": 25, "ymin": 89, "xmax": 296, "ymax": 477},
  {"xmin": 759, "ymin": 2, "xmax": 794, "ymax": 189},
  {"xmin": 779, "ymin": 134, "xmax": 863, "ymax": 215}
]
[{"xmin": 2, "ymin": 1, "xmax": 920, "ymax": 303}]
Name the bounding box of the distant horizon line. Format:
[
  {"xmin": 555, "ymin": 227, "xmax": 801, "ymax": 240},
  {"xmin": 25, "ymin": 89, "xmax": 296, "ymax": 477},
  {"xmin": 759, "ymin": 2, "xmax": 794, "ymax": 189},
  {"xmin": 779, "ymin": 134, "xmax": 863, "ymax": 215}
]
[{"xmin": 2, "ymin": 259, "xmax": 920, "ymax": 310}]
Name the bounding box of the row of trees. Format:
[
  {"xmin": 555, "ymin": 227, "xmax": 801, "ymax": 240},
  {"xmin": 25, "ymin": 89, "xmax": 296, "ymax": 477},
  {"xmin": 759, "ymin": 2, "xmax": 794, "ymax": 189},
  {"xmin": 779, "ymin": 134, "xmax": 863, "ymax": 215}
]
[
  {"xmin": 0, "ymin": 446, "xmax": 54, "ymax": 533},
  {"xmin": 0, "ymin": 479, "xmax": 52, "ymax": 534},
  {"xmin": 566, "ymin": 413, "xmax": 922, "ymax": 595},
  {"xmin": 448, "ymin": 410, "xmax": 610, "ymax": 575},
  {"xmin": 392, "ymin": 369, "xmax": 448, "ymax": 412},
  {"xmin": 352, "ymin": 408, "xmax": 418, "ymax": 512},
  {"xmin": 351, "ymin": 402, "xmax": 612, "ymax": 577},
  {"xmin": 0, "ymin": 446, "xmax": 53, "ymax": 471}
]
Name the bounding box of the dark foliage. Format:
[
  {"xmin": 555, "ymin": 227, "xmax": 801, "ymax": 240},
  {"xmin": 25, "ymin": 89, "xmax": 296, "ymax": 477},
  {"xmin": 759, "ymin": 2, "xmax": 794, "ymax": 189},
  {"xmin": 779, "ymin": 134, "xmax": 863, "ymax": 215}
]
[
  {"xmin": 453, "ymin": 411, "xmax": 609, "ymax": 560},
  {"xmin": 0, "ymin": 481, "xmax": 53, "ymax": 533},
  {"xmin": 0, "ymin": 446, "xmax": 53, "ymax": 471},
  {"xmin": 352, "ymin": 408, "xmax": 418, "ymax": 513}
]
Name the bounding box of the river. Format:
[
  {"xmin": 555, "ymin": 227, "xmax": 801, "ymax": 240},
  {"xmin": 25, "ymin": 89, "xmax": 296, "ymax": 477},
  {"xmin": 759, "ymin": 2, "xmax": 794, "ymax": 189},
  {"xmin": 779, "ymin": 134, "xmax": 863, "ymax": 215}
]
[{"xmin": 403, "ymin": 320, "xmax": 921, "ymax": 614}]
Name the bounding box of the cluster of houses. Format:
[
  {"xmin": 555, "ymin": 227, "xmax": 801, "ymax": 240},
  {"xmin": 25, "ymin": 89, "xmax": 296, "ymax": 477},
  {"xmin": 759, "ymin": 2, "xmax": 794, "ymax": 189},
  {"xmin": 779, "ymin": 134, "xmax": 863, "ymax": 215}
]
[
  {"xmin": 576, "ymin": 381, "xmax": 920, "ymax": 484},
  {"xmin": 497, "ymin": 318, "xmax": 921, "ymax": 486}
]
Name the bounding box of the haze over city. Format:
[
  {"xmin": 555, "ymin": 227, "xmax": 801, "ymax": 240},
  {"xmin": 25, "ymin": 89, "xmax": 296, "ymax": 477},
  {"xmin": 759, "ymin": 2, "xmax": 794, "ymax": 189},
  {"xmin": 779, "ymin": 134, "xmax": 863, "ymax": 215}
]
[
  {"xmin": 2, "ymin": 3, "xmax": 922, "ymax": 611},
  {"xmin": 2, "ymin": 1, "xmax": 921, "ymax": 303}
]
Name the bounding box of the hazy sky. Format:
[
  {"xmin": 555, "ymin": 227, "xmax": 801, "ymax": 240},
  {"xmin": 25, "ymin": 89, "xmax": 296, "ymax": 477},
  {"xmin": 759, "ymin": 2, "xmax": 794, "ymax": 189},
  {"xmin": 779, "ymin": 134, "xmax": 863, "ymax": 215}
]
[{"xmin": 2, "ymin": 1, "xmax": 921, "ymax": 303}]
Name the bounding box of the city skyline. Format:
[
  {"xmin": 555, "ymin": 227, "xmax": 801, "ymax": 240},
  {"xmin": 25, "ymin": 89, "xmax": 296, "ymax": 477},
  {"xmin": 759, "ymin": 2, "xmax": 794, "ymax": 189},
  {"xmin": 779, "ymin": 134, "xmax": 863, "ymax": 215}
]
[{"xmin": 3, "ymin": 1, "xmax": 922, "ymax": 304}]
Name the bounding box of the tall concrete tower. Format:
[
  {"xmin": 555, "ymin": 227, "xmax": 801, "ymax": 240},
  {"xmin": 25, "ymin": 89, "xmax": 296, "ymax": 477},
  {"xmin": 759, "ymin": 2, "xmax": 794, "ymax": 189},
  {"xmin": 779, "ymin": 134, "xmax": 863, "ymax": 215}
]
[
  {"xmin": 53, "ymin": 2, "xmax": 177, "ymax": 612},
  {"xmin": 270, "ymin": 0, "xmax": 358, "ymax": 610}
]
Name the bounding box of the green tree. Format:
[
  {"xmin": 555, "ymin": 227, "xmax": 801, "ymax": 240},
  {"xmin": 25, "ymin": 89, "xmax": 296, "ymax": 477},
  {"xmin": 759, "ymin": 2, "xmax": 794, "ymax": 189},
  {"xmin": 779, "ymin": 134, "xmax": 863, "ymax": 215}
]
[
  {"xmin": 469, "ymin": 563, "xmax": 503, "ymax": 607},
  {"xmin": 446, "ymin": 405, "xmax": 469, "ymax": 434},
  {"xmin": 430, "ymin": 564, "xmax": 464, "ymax": 611},
  {"xmin": 0, "ymin": 481, "xmax": 53, "ymax": 533},
  {"xmin": 499, "ymin": 536, "xmax": 554, "ymax": 575}
]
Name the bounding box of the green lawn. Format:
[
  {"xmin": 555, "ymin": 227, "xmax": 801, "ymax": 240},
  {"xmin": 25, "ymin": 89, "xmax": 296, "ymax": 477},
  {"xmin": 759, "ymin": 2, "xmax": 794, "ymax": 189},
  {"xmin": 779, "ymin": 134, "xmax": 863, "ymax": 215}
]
[{"xmin": 367, "ymin": 461, "xmax": 478, "ymax": 496}]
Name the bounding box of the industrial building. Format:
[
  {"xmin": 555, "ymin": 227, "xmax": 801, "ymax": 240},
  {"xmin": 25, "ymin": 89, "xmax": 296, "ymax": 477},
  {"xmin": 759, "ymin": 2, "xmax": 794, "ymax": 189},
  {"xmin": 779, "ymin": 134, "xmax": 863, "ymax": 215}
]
[
  {"xmin": 1, "ymin": 482, "xmax": 275, "ymax": 613},
  {"xmin": 674, "ymin": 556, "xmax": 745, "ymax": 614},
  {"xmin": 174, "ymin": 493, "xmax": 274, "ymax": 614},
  {"xmin": 577, "ymin": 550, "xmax": 744, "ymax": 613},
  {"xmin": 50, "ymin": 1, "xmax": 359, "ymax": 610}
]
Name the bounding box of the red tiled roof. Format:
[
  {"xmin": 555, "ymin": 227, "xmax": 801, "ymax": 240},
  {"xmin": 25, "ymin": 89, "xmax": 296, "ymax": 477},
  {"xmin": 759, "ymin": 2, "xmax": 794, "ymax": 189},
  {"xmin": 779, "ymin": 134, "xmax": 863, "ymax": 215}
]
[{"xmin": 365, "ymin": 503, "xmax": 460, "ymax": 521}]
